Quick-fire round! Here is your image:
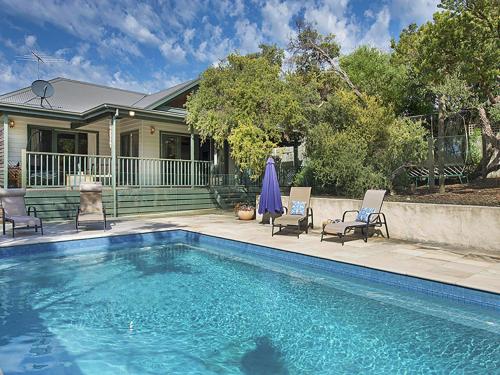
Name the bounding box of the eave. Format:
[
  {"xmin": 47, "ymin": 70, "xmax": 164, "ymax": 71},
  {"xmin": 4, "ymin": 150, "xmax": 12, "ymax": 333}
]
[
  {"xmin": 145, "ymin": 79, "xmax": 199, "ymax": 110},
  {"xmin": 0, "ymin": 102, "xmax": 188, "ymax": 128}
]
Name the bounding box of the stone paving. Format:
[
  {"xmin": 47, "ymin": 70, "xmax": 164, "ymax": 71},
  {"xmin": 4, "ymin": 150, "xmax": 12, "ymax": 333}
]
[{"xmin": 1, "ymin": 211, "xmax": 499, "ymax": 294}]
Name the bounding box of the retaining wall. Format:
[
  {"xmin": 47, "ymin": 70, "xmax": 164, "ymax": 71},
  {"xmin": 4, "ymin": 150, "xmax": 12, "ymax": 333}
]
[{"xmin": 257, "ymin": 195, "xmax": 500, "ymax": 252}]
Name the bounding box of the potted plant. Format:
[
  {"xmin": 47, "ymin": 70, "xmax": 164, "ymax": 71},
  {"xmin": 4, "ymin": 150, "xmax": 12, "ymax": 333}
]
[{"xmin": 234, "ymin": 202, "xmax": 255, "ymax": 220}]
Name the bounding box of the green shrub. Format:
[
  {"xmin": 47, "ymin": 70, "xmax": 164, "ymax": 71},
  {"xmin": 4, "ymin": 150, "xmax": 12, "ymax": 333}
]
[
  {"xmin": 468, "ymin": 127, "xmax": 482, "ymax": 166},
  {"xmin": 304, "ymin": 90, "xmax": 427, "ymax": 197}
]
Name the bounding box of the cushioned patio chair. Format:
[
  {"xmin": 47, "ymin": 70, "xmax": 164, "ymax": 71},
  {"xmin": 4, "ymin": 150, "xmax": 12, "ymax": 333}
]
[
  {"xmin": 321, "ymin": 189, "xmax": 389, "ymax": 245},
  {"xmin": 76, "ymin": 182, "xmax": 106, "ymax": 231},
  {"xmin": 272, "ymin": 187, "xmax": 313, "ymax": 238},
  {"xmin": 0, "ymin": 188, "xmax": 43, "ymax": 237}
]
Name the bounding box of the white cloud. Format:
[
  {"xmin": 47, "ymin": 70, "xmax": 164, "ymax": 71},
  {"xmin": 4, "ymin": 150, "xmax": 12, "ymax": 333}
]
[
  {"xmin": 0, "ymin": 64, "xmax": 17, "ymax": 86},
  {"xmin": 217, "ymin": 0, "xmax": 245, "ymax": 17},
  {"xmin": 24, "ymin": 35, "xmax": 37, "ymax": 48},
  {"xmin": 0, "ymin": 0, "xmax": 104, "ymax": 41},
  {"xmin": 192, "ymin": 20, "xmax": 234, "ymax": 63},
  {"xmin": 303, "ymin": 1, "xmax": 360, "ymax": 53},
  {"xmin": 98, "ymin": 35, "xmax": 143, "ymax": 60},
  {"xmin": 122, "ymin": 14, "xmax": 160, "ymax": 45},
  {"xmin": 193, "ymin": 38, "xmax": 233, "ymax": 63},
  {"xmin": 160, "ymin": 39, "xmax": 187, "ymax": 61},
  {"xmin": 359, "ymin": 6, "xmax": 392, "ymax": 50},
  {"xmin": 364, "ymin": 9, "xmax": 375, "ymax": 19},
  {"xmin": 261, "ymin": 0, "xmax": 297, "ymax": 44},
  {"xmin": 183, "ymin": 28, "xmax": 196, "ymax": 45},
  {"xmin": 235, "ymin": 19, "xmax": 262, "ymax": 54},
  {"xmin": 0, "ymin": 0, "xmax": 442, "ymax": 95},
  {"xmin": 231, "ymin": 0, "xmax": 245, "ymax": 17},
  {"xmin": 390, "ymin": 0, "xmax": 439, "ymax": 25}
]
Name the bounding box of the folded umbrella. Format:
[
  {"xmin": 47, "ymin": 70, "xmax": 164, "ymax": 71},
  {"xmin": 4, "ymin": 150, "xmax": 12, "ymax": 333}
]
[{"xmin": 258, "ymin": 157, "xmax": 283, "ymax": 215}]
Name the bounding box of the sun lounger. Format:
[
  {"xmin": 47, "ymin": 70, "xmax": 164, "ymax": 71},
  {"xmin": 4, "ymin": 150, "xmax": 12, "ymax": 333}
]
[
  {"xmin": 321, "ymin": 189, "xmax": 389, "ymax": 245},
  {"xmin": 76, "ymin": 182, "xmax": 106, "ymax": 231},
  {"xmin": 272, "ymin": 187, "xmax": 313, "ymax": 238},
  {"xmin": 0, "ymin": 188, "xmax": 43, "ymax": 237}
]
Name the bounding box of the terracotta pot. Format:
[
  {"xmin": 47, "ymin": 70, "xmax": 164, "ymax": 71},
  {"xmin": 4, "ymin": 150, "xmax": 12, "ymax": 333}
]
[{"xmin": 237, "ymin": 209, "xmax": 255, "ymax": 220}]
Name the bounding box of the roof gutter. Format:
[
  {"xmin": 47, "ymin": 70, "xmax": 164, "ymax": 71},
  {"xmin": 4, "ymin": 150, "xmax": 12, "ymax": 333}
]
[
  {"xmin": 82, "ymin": 104, "xmax": 187, "ymax": 123},
  {"xmin": 0, "ymin": 103, "xmax": 82, "ymax": 121},
  {"xmin": 0, "ymin": 102, "xmax": 188, "ymax": 126}
]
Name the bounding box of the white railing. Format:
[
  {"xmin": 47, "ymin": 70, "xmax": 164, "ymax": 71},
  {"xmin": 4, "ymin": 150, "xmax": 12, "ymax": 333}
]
[
  {"xmin": 118, "ymin": 156, "xmax": 211, "ymax": 187},
  {"xmin": 22, "ymin": 150, "xmax": 212, "ymax": 188},
  {"xmin": 24, "ymin": 151, "xmax": 113, "ymax": 188}
]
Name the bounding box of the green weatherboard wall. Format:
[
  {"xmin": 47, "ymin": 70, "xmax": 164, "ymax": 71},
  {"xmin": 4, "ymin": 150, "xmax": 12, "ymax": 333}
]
[{"xmin": 24, "ymin": 187, "xmax": 260, "ymax": 220}]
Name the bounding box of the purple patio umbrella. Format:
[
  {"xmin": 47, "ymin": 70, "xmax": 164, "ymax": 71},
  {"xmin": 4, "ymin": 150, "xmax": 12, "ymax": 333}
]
[{"xmin": 258, "ymin": 157, "xmax": 283, "ymax": 216}]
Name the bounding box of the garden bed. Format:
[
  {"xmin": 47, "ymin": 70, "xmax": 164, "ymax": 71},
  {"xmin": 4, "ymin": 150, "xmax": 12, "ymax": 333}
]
[{"xmin": 388, "ymin": 178, "xmax": 500, "ymax": 207}]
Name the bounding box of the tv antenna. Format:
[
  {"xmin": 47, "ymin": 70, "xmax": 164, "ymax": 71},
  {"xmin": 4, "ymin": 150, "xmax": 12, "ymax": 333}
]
[{"xmin": 16, "ymin": 50, "xmax": 65, "ymax": 79}]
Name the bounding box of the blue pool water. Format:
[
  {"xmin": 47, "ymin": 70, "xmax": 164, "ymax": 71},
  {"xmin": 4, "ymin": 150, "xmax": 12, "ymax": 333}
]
[{"xmin": 0, "ymin": 232, "xmax": 499, "ymax": 374}]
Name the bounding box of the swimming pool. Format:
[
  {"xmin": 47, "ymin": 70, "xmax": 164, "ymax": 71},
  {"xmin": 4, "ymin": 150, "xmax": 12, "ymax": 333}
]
[{"xmin": 0, "ymin": 230, "xmax": 499, "ymax": 374}]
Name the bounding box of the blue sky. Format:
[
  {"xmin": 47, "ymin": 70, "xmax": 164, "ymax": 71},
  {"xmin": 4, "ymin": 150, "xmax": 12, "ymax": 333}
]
[{"xmin": 0, "ymin": 0, "xmax": 439, "ymax": 94}]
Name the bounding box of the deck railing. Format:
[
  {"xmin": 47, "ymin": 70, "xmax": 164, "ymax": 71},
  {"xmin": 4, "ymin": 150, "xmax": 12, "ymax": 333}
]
[
  {"xmin": 118, "ymin": 156, "xmax": 211, "ymax": 187},
  {"xmin": 22, "ymin": 150, "xmax": 212, "ymax": 188}
]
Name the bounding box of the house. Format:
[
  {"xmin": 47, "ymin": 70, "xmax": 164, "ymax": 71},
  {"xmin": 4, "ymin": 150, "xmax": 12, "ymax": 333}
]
[{"xmin": 0, "ymin": 77, "xmax": 239, "ymax": 219}]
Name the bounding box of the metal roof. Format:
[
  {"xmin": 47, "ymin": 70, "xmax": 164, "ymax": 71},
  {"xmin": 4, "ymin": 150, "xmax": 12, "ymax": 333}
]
[
  {"xmin": 0, "ymin": 77, "xmax": 198, "ymax": 114},
  {"xmin": 132, "ymin": 79, "xmax": 198, "ymax": 109}
]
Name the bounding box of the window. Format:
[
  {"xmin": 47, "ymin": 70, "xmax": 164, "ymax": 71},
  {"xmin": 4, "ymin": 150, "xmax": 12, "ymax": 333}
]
[
  {"xmin": 180, "ymin": 136, "xmax": 190, "ymax": 160},
  {"xmin": 29, "ymin": 128, "xmax": 52, "ymax": 152},
  {"xmin": 78, "ymin": 133, "xmax": 88, "ymax": 155},
  {"xmin": 57, "ymin": 133, "xmax": 76, "ymax": 154},
  {"xmin": 28, "ymin": 127, "xmax": 90, "ymax": 154},
  {"xmin": 120, "ymin": 131, "xmax": 139, "ymax": 157},
  {"xmin": 160, "ymin": 132, "xmax": 191, "ymax": 160}
]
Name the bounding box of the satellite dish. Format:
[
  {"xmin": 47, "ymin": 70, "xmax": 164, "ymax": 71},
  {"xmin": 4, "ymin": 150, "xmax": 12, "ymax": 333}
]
[
  {"xmin": 28, "ymin": 80, "xmax": 55, "ymax": 108},
  {"xmin": 31, "ymin": 80, "xmax": 54, "ymax": 98}
]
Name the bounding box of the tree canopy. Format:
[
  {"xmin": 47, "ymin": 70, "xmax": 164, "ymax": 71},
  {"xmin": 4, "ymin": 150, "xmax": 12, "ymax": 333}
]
[
  {"xmin": 339, "ymin": 46, "xmax": 409, "ymax": 114},
  {"xmin": 186, "ymin": 48, "xmax": 304, "ymax": 177},
  {"xmin": 186, "ymin": 0, "xmax": 498, "ymax": 196},
  {"xmin": 392, "ymin": 0, "xmax": 500, "ymax": 176}
]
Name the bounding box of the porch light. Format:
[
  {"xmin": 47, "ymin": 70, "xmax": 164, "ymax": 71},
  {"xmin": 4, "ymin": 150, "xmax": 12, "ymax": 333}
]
[
  {"xmin": 128, "ymin": 110, "xmax": 135, "ymax": 117},
  {"xmin": 8, "ymin": 119, "xmax": 15, "ymax": 128},
  {"xmin": 150, "ymin": 126, "xmax": 156, "ymax": 135}
]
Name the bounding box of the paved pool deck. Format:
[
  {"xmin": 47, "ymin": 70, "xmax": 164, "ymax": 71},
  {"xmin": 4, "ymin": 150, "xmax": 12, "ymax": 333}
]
[{"xmin": 1, "ymin": 211, "xmax": 499, "ymax": 294}]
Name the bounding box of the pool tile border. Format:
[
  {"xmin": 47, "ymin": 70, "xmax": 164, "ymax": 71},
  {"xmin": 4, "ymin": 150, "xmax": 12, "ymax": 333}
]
[{"xmin": 0, "ymin": 229, "xmax": 498, "ymax": 310}]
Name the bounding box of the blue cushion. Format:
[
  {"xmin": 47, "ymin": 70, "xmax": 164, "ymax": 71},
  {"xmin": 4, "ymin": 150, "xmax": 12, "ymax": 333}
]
[
  {"xmin": 356, "ymin": 207, "xmax": 376, "ymax": 223},
  {"xmin": 290, "ymin": 201, "xmax": 306, "ymax": 215}
]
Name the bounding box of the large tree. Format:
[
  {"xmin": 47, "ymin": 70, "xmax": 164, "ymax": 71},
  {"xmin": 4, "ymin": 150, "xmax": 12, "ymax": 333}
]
[
  {"xmin": 186, "ymin": 46, "xmax": 305, "ymax": 177},
  {"xmin": 288, "ymin": 26, "xmax": 427, "ymax": 197},
  {"xmin": 340, "ymin": 46, "xmax": 410, "ymax": 115},
  {"xmin": 392, "ymin": 0, "xmax": 500, "ymax": 181},
  {"xmin": 288, "ymin": 22, "xmax": 364, "ymax": 104}
]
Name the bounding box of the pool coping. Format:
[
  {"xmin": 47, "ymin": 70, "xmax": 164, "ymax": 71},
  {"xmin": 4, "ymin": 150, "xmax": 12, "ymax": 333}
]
[{"xmin": 0, "ymin": 228, "xmax": 498, "ymax": 310}]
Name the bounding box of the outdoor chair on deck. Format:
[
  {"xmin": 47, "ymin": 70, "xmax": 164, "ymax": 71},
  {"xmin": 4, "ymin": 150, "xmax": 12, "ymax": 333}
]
[
  {"xmin": 0, "ymin": 188, "xmax": 43, "ymax": 237},
  {"xmin": 272, "ymin": 187, "xmax": 313, "ymax": 238},
  {"xmin": 76, "ymin": 182, "xmax": 106, "ymax": 231},
  {"xmin": 321, "ymin": 189, "xmax": 389, "ymax": 245}
]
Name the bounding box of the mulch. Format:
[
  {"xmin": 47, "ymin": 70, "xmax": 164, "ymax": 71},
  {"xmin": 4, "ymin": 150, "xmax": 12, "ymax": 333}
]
[{"xmin": 387, "ymin": 178, "xmax": 500, "ymax": 207}]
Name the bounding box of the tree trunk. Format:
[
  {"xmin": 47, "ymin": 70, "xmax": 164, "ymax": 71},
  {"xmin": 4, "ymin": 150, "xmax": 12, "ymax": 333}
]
[
  {"xmin": 293, "ymin": 140, "xmax": 300, "ymax": 173},
  {"xmin": 478, "ymin": 106, "xmax": 500, "ymax": 178},
  {"xmin": 305, "ymin": 41, "xmax": 365, "ymax": 105},
  {"xmin": 427, "ymin": 137, "xmax": 435, "ymax": 191},
  {"xmin": 437, "ymin": 96, "xmax": 446, "ymax": 193}
]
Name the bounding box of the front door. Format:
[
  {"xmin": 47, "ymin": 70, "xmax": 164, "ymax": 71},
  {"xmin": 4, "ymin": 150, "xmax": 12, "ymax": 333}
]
[{"xmin": 120, "ymin": 131, "xmax": 139, "ymax": 185}]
